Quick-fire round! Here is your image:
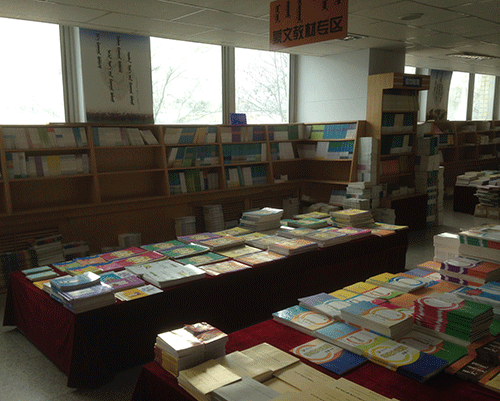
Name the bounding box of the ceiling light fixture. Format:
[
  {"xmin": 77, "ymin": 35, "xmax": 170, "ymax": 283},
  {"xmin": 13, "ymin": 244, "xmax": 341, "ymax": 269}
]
[
  {"xmin": 447, "ymin": 52, "xmax": 496, "ymax": 61},
  {"xmin": 399, "ymin": 13, "xmax": 424, "ymax": 21},
  {"xmin": 336, "ymin": 34, "xmax": 367, "ymax": 42}
]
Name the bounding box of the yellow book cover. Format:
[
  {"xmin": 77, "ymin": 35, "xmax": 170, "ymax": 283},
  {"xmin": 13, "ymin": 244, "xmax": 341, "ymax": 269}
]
[
  {"xmin": 344, "ymin": 282, "xmax": 378, "ymax": 294},
  {"xmin": 328, "ymin": 289, "xmax": 358, "ymax": 300}
]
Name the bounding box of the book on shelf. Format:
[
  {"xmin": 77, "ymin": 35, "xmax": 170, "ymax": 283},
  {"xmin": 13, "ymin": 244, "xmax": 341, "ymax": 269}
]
[
  {"xmin": 114, "ymin": 284, "xmax": 163, "ymax": 301},
  {"xmin": 290, "ymin": 338, "xmax": 367, "ymax": 375},
  {"xmin": 139, "ymin": 129, "xmax": 159, "ymax": 145},
  {"xmin": 2, "ymin": 126, "xmax": 87, "ymax": 150},
  {"xmin": 167, "ymin": 145, "xmax": 219, "ymax": 168},
  {"xmin": 164, "ymin": 127, "xmax": 218, "ymax": 145},
  {"xmin": 219, "ymin": 125, "xmax": 266, "ymax": 143},
  {"xmin": 272, "ymin": 304, "xmax": 335, "ymax": 336},
  {"xmin": 268, "ymin": 124, "xmax": 301, "ymax": 141},
  {"xmin": 200, "ymin": 260, "xmax": 250, "ymax": 276},
  {"xmin": 308, "ymin": 123, "xmax": 357, "ymax": 140}
]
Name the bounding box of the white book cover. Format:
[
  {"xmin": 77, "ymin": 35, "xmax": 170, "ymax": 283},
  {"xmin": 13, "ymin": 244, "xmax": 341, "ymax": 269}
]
[
  {"xmin": 140, "ymin": 130, "xmax": 158, "ymax": 145},
  {"xmin": 164, "ymin": 128, "xmax": 182, "ymax": 144}
]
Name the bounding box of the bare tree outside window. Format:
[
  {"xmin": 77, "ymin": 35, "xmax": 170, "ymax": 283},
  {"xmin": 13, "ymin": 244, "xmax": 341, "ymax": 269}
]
[
  {"xmin": 151, "ymin": 38, "xmax": 222, "ymax": 124},
  {"xmin": 235, "ymin": 48, "xmax": 290, "ymax": 124}
]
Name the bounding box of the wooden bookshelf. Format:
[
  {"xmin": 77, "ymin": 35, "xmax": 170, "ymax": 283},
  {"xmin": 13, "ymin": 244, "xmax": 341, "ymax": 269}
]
[
  {"xmin": 417, "ymin": 119, "xmax": 500, "ymax": 189},
  {"xmin": 0, "ymin": 121, "xmax": 365, "ymax": 252},
  {"xmin": 366, "ymin": 72, "xmax": 430, "ymax": 190}
]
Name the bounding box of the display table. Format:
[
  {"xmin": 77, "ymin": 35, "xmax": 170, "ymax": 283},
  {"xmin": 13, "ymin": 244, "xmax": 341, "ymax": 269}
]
[
  {"xmin": 131, "ymin": 319, "xmax": 500, "ymax": 401},
  {"xmin": 380, "ymin": 193, "xmax": 428, "ymax": 231},
  {"xmin": 3, "ymin": 231, "xmax": 408, "ymax": 388}
]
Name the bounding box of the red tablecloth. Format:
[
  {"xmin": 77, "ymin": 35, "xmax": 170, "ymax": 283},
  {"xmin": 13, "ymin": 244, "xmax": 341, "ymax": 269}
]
[{"xmin": 132, "ymin": 319, "xmax": 500, "ymax": 401}]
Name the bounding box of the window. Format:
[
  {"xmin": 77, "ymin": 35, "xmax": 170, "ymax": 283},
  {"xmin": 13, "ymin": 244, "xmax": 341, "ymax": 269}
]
[
  {"xmin": 150, "ymin": 38, "xmax": 222, "ymax": 124},
  {"xmin": 447, "ymin": 71, "xmax": 469, "ymax": 121},
  {"xmin": 235, "ymin": 48, "xmax": 289, "ymax": 124},
  {"xmin": 472, "ymin": 74, "xmax": 495, "ymax": 120},
  {"xmin": 404, "ymin": 66, "xmax": 416, "ymax": 74},
  {"xmin": 0, "ymin": 18, "xmax": 64, "ymax": 124}
]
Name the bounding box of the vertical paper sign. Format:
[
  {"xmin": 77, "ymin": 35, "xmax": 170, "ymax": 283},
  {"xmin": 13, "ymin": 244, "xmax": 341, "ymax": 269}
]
[
  {"xmin": 270, "ymin": 0, "xmax": 348, "ymax": 50},
  {"xmin": 80, "ymin": 29, "xmax": 154, "ymax": 124},
  {"xmin": 426, "ymin": 70, "xmax": 452, "ymax": 121}
]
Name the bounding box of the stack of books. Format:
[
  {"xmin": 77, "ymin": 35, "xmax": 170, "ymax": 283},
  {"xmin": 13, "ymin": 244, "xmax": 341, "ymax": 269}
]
[
  {"xmin": 276, "ymin": 226, "xmax": 316, "ymax": 239},
  {"xmin": 198, "ymin": 235, "xmax": 245, "ymax": 251},
  {"xmin": 203, "ymin": 204, "xmax": 225, "ymax": 232},
  {"xmin": 413, "ymin": 294, "xmax": 494, "ymax": 346},
  {"xmin": 22, "ymin": 265, "xmax": 59, "ymax": 282},
  {"xmin": 281, "ymin": 217, "xmax": 329, "ymax": 229},
  {"xmin": 267, "ymin": 238, "xmax": 318, "ymax": 256},
  {"xmin": 141, "ymin": 239, "xmax": 185, "ymax": 253},
  {"xmin": 51, "ymin": 281, "xmax": 115, "ymax": 313},
  {"xmin": 175, "ymin": 215, "xmax": 196, "ymax": 237},
  {"xmin": 142, "ymin": 261, "xmax": 206, "ymax": 288},
  {"xmin": 366, "ymin": 272, "xmax": 428, "ymax": 293},
  {"xmin": 303, "ymin": 228, "xmax": 351, "ymax": 248},
  {"xmin": 239, "ymin": 207, "xmax": 283, "ymax": 231},
  {"xmin": 99, "ymin": 270, "xmax": 146, "ymax": 292},
  {"xmin": 459, "ymin": 225, "xmax": 500, "ymax": 263},
  {"xmin": 453, "ymin": 282, "xmax": 500, "ymax": 318},
  {"xmin": 50, "ymin": 271, "xmax": 101, "ymax": 292},
  {"xmin": 199, "ymin": 260, "xmax": 250, "ymax": 276},
  {"xmin": 32, "ymin": 234, "xmax": 65, "ymax": 266},
  {"xmin": 316, "ymin": 322, "xmax": 448, "ymax": 382},
  {"xmin": 124, "ymin": 258, "xmax": 184, "ymax": 278},
  {"xmin": 340, "ymin": 300, "xmax": 414, "ymax": 339},
  {"xmin": 475, "ymin": 185, "xmax": 500, "ymax": 207},
  {"xmin": 234, "ymin": 250, "xmax": 286, "ymax": 266},
  {"xmin": 440, "ymin": 257, "xmax": 500, "ymax": 286},
  {"xmin": 177, "ymin": 232, "xmax": 221, "ymax": 244},
  {"xmin": 159, "ymin": 243, "xmax": 210, "ymax": 259},
  {"xmin": 62, "ymin": 241, "xmax": 90, "ymax": 261},
  {"xmin": 330, "ymin": 208, "xmax": 375, "ymax": 228},
  {"xmin": 272, "ymin": 304, "xmax": 335, "ymax": 336},
  {"xmin": 176, "ymin": 252, "xmax": 228, "ymax": 267},
  {"xmin": 117, "ymin": 233, "xmax": 141, "ymax": 248},
  {"xmin": 155, "ymin": 322, "xmax": 228, "ymax": 376},
  {"xmin": 245, "ymin": 234, "xmax": 288, "ymax": 250},
  {"xmin": 433, "ymin": 232, "xmax": 460, "ymax": 262},
  {"xmin": 114, "ymin": 284, "xmax": 163, "ymax": 301}
]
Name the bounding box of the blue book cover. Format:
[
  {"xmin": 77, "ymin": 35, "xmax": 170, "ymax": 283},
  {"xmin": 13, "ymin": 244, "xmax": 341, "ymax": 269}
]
[
  {"xmin": 50, "ymin": 271, "xmax": 101, "ymax": 292},
  {"xmin": 291, "ymin": 338, "xmax": 367, "ymax": 375},
  {"xmin": 230, "ymin": 113, "xmax": 247, "ymax": 126}
]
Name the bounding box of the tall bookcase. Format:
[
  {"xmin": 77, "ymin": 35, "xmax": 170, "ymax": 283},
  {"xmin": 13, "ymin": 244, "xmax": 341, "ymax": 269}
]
[
  {"xmin": 418, "ymin": 119, "xmax": 500, "ymax": 189},
  {"xmin": 0, "ymin": 121, "xmax": 364, "ymax": 253},
  {"xmin": 366, "ymin": 72, "xmax": 430, "ymax": 190}
]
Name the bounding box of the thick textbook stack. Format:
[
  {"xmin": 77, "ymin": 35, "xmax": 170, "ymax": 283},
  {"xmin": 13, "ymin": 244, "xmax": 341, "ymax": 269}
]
[
  {"xmin": 315, "ymin": 322, "xmax": 448, "ymax": 382},
  {"xmin": 52, "ymin": 282, "xmax": 115, "ymax": 313},
  {"xmin": 440, "ymin": 256, "xmax": 500, "ymax": 286},
  {"xmin": 62, "ymin": 241, "xmax": 90, "ymax": 261},
  {"xmin": 32, "ymin": 234, "xmax": 65, "ymax": 266},
  {"xmin": 340, "ymin": 300, "xmax": 414, "ymax": 339},
  {"xmin": 239, "ymin": 208, "xmax": 283, "ymax": 231},
  {"xmin": 413, "ymin": 294, "xmax": 494, "ymax": 345},
  {"xmin": 155, "ymin": 323, "xmax": 227, "ymax": 376},
  {"xmin": 475, "ymin": 185, "xmax": 500, "ymax": 207},
  {"xmin": 366, "ymin": 272, "xmax": 428, "ymax": 293},
  {"xmin": 433, "ymin": 232, "xmax": 460, "ymax": 262},
  {"xmin": 458, "ymin": 225, "xmax": 500, "ymax": 263},
  {"xmin": 267, "ymin": 238, "xmax": 318, "ymax": 256},
  {"xmin": 99, "ymin": 270, "xmax": 146, "ymax": 292},
  {"xmin": 290, "ymin": 338, "xmax": 367, "ymax": 375},
  {"xmin": 143, "ymin": 263, "xmax": 206, "ymax": 288},
  {"xmin": 50, "ymin": 271, "xmax": 100, "ymax": 293},
  {"xmin": 272, "ymin": 304, "xmax": 335, "ymax": 336},
  {"xmin": 330, "ymin": 208, "xmax": 375, "ymax": 228}
]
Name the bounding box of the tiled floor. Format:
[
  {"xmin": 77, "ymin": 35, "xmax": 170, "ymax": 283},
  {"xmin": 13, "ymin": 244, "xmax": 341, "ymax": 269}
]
[{"xmin": 0, "ymin": 198, "xmax": 493, "ymax": 400}]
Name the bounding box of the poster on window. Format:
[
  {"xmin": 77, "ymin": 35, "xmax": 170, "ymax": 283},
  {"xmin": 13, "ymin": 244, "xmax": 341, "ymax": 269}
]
[
  {"xmin": 80, "ymin": 28, "xmax": 154, "ymax": 124},
  {"xmin": 426, "ymin": 70, "xmax": 452, "ymax": 121}
]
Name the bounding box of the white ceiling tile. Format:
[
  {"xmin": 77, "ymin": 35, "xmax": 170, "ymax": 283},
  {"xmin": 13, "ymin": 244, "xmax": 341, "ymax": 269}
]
[
  {"xmin": 355, "ymin": 21, "xmax": 433, "ymax": 41},
  {"xmin": 348, "ymin": 0, "xmax": 402, "ymax": 13},
  {"xmin": 451, "ymin": 0, "xmax": 500, "ymax": 22},
  {"xmin": 172, "ymin": 9, "xmax": 268, "ymax": 34},
  {"xmin": 412, "ymin": 32, "xmax": 472, "ymax": 48},
  {"xmin": 353, "ymin": 1, "xmax": 464, "ymax": 27},
  {"xmin": 421, "ymin": 16, "xmax": 500, "ymax": 38},
  {"xmin": 188, "ymin": 29, "xmax": 269, "ymax": 49},
  {"xmin": 160, "ymin": 0, "xmax": 271, "ymax": 18}
]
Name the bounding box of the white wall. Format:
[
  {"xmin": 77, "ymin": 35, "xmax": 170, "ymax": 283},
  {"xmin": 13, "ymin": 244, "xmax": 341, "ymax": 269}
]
[{"xmin": 296, "ymin": 48, "xmax": 405, "ymax": 122}]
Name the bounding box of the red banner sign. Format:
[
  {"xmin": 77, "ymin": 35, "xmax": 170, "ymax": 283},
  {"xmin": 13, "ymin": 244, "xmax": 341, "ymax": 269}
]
[{"xmin": 270, "ymin": 0, "xmax": 348, "ymax": 50}]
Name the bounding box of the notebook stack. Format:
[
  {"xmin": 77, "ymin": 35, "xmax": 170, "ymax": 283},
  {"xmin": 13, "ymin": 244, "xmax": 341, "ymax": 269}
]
[
  {"xmin": 32, "ymin": 234, "xmax": 65, "ymax": 265},
  {"xmin": 340, "ymin": 300, "xmax": 414, "ymax": 339},
  {"xmin": 155, "ymin": 322, "xmax": 228, "ymax": 376},
  {"xmin": 239, "ymin": 207, "xmax": 283, "ymax": 231},
  {"xmin": 413, "ymin": 294, "xmax": 494, "ymax": 346},
  {"xmin": 50, "ymin": 272, "xmax": 115, "ymax": 313},
  {"xmin": 329, "ymin": 208, "xmax": 375, "ymax": 228},
  {"xmin": 267, "ymin": 237, "xmax": 318, "ymax": 256}
]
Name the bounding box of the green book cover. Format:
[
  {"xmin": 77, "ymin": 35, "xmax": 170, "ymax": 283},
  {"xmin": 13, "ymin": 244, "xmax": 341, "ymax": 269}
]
[
  {"xmin": 310, "ymin": 125, "xmax": 325, "ymax": 140},
  {"xmin": 176, "ymin": 252, "xmax": 228, "ymax": 266}
]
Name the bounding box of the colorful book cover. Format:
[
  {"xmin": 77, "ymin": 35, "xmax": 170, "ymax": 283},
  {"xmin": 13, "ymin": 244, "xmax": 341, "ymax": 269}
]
[
  {"xmin": 217, "ymin": 245, "xmax": 262, "ymax": 258},
  {"xmin": 200, "ymin": 260, "xmax": 250, "ymax": 276},
  {"xmin": 161, "ymin": 244, "xmax": 210, "ymax": 259},
  {"xmin": 74, "ymin": 255, "xmax": 108, "ymax": 267},
  {"xmin": 367, "ymin": 272, "xmax": 427, "ymax": 292},
  {"xmin": 96, "ymin": 251, "xmax": 165, "ymax": 272},
  {"xmin": 141, "ymin": 240, "xmax": 185, "ymax": 252},
  {"xmin": 100, "ymin": 246, "xmax": 146, "ymax": 261},
  {"xmin": 50, "ymin": 271, "xmax": 101, "ymax": 292},
  {"xmin": 213, "ymin": 227, "xmax": 253, "ymax": 237},
  {"xmin": 176, "ymin": 252, "xmax": 228, "ymax": 266},
  {"xmin": 234, "ymin": 250, "xmax": 286, "ymax": 266},
  {"xmin": 177, "ymin": 232, "xmax": 221, "ymax": 243},
  {"xmin": 341, "ymin": 301, "xmax": 413, "ymax": 329},
  {"xmin": 115, "ymin": 284, "xmax": 163, "ymax": 301},
  {"xmin": 100, "ymin": 271, "xmax": 146, "ymax": 292},
  {"xmin": 272, "ymin": 305, "xmax": 334, "ymax": 335},
  {"xmin": 198, "ymin": 235, "xmax": 245, "ymax": 250},
  {"xmin": 290, "ymin": 338, "xmax": 367, "ymax": 375}
]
